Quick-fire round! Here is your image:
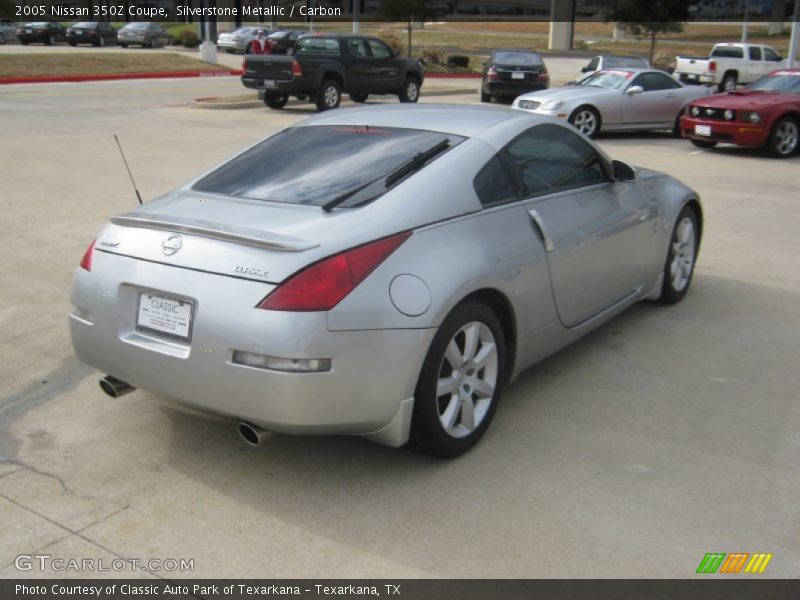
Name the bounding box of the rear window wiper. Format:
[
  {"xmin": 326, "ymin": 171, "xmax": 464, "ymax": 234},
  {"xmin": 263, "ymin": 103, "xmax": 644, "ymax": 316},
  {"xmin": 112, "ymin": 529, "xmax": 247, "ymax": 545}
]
[{"xmin": 322, "ymin": 138, "xmax": 452, "ymax": 212}]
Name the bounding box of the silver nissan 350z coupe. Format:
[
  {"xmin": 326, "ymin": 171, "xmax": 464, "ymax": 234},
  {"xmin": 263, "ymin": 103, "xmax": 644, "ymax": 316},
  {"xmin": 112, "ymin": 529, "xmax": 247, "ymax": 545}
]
[{"xmin": 70, "ymin": 105, "xmax": 702, "ymax": 457}]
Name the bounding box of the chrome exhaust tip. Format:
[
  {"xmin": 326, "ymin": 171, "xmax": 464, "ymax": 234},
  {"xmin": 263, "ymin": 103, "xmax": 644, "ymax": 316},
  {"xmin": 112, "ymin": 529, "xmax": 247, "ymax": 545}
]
[
  {"xmin": 238, "ymin": 422, "xmax": 272, "ymax": 447},
  {"xmin": 99, "ymin": 375, "xmax": 135, "ymax": 398}
]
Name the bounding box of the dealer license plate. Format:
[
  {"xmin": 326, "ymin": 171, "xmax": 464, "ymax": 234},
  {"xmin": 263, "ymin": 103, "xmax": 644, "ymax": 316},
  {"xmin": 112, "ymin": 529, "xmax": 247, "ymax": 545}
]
[
  {"xmin": 694, "ymin": 124, "xmax": 711, "ymax": 137},
  {"xmin": 136, "ymin": 292, "xmax": 193, "ymax": 343},
  {"xmin": 511, "ymin": 72, "xmax": 525, "ymax": 80}
]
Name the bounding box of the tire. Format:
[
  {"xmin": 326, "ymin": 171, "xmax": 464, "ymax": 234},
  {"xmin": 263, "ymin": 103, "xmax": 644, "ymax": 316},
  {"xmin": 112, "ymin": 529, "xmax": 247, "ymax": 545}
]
[
  {"xmin": 659, "ymin": 206, "xmax": 700, "ymax": 304},
  {"xmin": 225, "ymin": 48, "xmax": 234, "ymax": 54},
  {"xmin": 149, "ymin": 37, "xmax": 156, "ymax": 49},
  {"xmin": 316, "ymin": 79, "xmax": 341, "ymax": 111},
  {"xmin": 68, "ymin": 41, "xmax": 77, "ymax": 47},
  {"xmin": 263, "ymin": 94, "xmax": 289, "ymax": 109},
  {"xmin": 398, "ymin": 76, "xmax": 420, "ymax": 103},
  {"xmin": 0, "ymin": 33, "xmax": 6, "ymax": 45},
  {"xmin": 480, "ymin": 91, "xmax": 491, "ymax": 103},
  {"xmin": 245, "ymin": 42, "xmax": 253, "ymax": 54},
  {"xmin": 718, "ymin": 72, "xmax": 737, "ymax": 93},
  {"xmin": 120, "ymin": 43, "xmax": 128, "ymax": 48},
  {"xmin": 673, "ymin": 113, "xmax": 684, "ymax": 138},
  {"xmin": 21, "ymin": 40, "xmax": 29, "ymax": 45},
  {"xmin": 569, "ymin": 106, "xmax": 600, "ymax": 138},
  {"xmin": 349, "ymin": 93, "xmax": 369, "ymax": 103},
  {"xmin": 97, "ymin": 36, "xmax": 105, "ymax": 47},
  {"xmin": 46, "ymin": 35, "xmax": 54, "ymax": 46},
  {"xmin": 410, "ymin": 302, "xmax": 507, "ymax": 458},
  {"xmin": 690, "ymin": 138, "xmax": 717, "ymax": 149},
  {"xmin": 765, "ymin": 116, "xmax": 799, "ymax": 158}
]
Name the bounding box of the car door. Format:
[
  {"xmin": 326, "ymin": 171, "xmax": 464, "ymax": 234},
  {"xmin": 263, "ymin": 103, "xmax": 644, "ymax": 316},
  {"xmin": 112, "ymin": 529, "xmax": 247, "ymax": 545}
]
[
  {"xmin": 501, "ymin": 123, "xmax": 657, "ymax": 327},
  {"xmin": 366, "ymin": 39, "xmax": 400, "ymax": 93},
  {"xmin": 343, "ymin": 38, "xmax": 371, "ymax": 92},
  {"xmin": 623, "ymin": 72, "xmax": 683, "ymax": 126}
]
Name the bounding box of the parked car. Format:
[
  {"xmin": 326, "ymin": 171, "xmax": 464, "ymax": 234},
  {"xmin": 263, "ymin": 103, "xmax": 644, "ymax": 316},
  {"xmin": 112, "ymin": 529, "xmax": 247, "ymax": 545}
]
[
  {"xmin": 513, "ymin": 68, "xmax": 712, "ymax": 138},
  {"xmin": 570, "ymin": 54, "xmax": 649, "ymax": 85},
  {"xmin": 267, "ymin": 30, "xmax": 307, "ymax": 55},
  {"xmin": 675, "ymin": 43, "xmax": 785, "ymax": 92},
  {"xmin": 118, "ymin": 22, "xmax": 170, "ymax": 48},
  {"xmin": 0, "ymin": 19, "xmax": 18, "ymax": 44},
  {"xmin": 17, "ymin": 22, "xmax": 66, "ymax": 46},
  {"xmin": 67, "ymin": 21, "xmax": 118, "ymax": 47},
  {"xmin": 480, "ymin": 49, "xmax": 549, "ymax": 103},
  {"xmin": 70, "ymin": 105, "xmax": 702, "ymax": 457},
  {"xmin": 681, "ymin": 68, "xmax": 800, "ymax": 158},
  {"xmin": 216, "ymin": 27, "xmax": 269, "ymax": 54},
  {"xmin": 242, "ymin": 33, "xmax": 424, "ymax": 111}
]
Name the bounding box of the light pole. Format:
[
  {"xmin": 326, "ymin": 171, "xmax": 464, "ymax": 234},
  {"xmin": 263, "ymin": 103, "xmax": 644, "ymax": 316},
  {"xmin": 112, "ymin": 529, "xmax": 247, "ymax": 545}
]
[
  {"xmin": 788, "ymin": 0, "xmax": 800, "ymax": 67},
  {"xmin": 741, "ymin": 0, "xmax": 750, "ymax": 45}
]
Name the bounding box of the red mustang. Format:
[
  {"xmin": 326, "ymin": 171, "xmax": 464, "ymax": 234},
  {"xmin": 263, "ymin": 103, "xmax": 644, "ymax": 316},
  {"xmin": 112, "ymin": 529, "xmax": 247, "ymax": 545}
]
[{"xmin": 681, "ymin": 68, "xmax": 800, "ymax": 158}]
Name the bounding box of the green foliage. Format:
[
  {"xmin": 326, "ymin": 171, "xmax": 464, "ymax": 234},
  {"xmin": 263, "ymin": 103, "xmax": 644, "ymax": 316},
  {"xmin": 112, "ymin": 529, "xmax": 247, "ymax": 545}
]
[
  {"xmin": 606, "ymin": 0, "xmax": 692, "ymax": 63},
  {"xmin": 379, "ymin": 0, "xmax": 436, "ymax": 57}
]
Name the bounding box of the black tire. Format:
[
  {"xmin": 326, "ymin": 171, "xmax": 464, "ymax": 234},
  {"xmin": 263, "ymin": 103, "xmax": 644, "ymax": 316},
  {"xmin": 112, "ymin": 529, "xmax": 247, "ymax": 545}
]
[
  {"xmin": 316, "ymin": 79, "xmax": 341, "ymax": 111},
  {"xmin": 673, "ymin": 112, "xmax": 684, "ymax": 138},
  {"xmin": 21, "ymin": 40, "xmax": 29, "ymax": 46},
  {"xmin": 0, "ymin": 33, "xmax": 6, "ymax": 45},
  {"xmin": 480, "ymin": 91, "xmax": 491, "ymax": 102},
  {"xmin": 349, "ymin": 93, "xmax": 369, "ymax": 103},
  {"xmin": 398, "ymin": 76, "xmax": 420, "ymax": 103},
  {"xmin": 568, "ymin": 105, "xmax": 600, "ymax": 138},
  {"xmin": 120, "ymin": 43, "xmax": 128, "ymax": 48},
  {"xmin": 765, "ymin": 116, "xmax": 799, "ymax": 158},
  {"xmin": 46, "ymin": 34, "xmax": 54, "ymax": 46},
  {"xmin": 245, "ymin": 42, "xmax": 253, "ymax": 54},
  {"xmin": 225, "ymin": 48, "xmax": 234, "ymax": 54},
  {"xmin": 659, "ymin": 206, "xmax": 700, "ymax": 304},
  {"xmin": 97, "ymin": 36, "xmax": 105, "ymax": 47},
  {"xmin": 68, "ymin": 41, "xmax": 77, "ymax": 47},
  {"xmin": 690, "ymin": 138, "xmax": 717, "ymax": 149},
  {"xmin": 718, "ymin": 72, "xmax": 737, "ymax": 93},
  {"xmin": 263, "ymin": 94, "xmax": 289, "ymax": 110},
  {"xmin": 149, "ymin": 37, "xmax": 156, "ymax": 49},
  {"xmin": 410, "ymin": 301, "xmax": 507, "ymax": 458}
]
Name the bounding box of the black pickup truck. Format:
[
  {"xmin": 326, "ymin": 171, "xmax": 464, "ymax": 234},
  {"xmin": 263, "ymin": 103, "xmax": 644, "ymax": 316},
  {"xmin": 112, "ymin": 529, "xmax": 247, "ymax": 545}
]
[{"xmin": 241, "ymin": 33, "xmax": 424, "ymax": 111}]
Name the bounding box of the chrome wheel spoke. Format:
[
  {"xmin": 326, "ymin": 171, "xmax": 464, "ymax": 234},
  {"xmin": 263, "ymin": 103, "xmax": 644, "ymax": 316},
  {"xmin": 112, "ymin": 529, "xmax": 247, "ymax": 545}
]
[
  {"xmin": 440, "ymin": 396, "xmax": 460, "ymax": 431},
  {"xmin": 437, "ymin": 376, "xmax": 458, "ymax": 397},
  {"xmin": 459, "ymin": 394, "xmax": 476, "ymax": 431},
  {"xmin": 445, "ymin": 339, "xmax": 463, "ymax": 370},
  {"xmin": 472, "ymin": 378, "xmax": 495, "ymax": 399},
  {"xmin": 472, "ymin": 343, "xmax": 495, "ymax": 370},
  {"xmin": 462, "ymin": 323, "xmax": 479, "ymax": 363}
]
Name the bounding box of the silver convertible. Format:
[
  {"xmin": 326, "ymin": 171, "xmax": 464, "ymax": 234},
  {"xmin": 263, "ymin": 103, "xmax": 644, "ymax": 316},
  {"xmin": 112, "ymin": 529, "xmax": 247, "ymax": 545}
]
[
  {"xmin": 70, "ymin": 105, "xmax": 702, "ymax": 458},
  {"xmin": 514, "ymin": 68, "xmax": 712, "ymax": 138}
]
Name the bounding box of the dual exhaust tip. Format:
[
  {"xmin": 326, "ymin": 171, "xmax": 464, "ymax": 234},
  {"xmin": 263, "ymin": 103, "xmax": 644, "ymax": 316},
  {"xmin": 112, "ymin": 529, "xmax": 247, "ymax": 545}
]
[{"xmin": 99, "ymin": 376, "xmax": 272, "ymax": 447}]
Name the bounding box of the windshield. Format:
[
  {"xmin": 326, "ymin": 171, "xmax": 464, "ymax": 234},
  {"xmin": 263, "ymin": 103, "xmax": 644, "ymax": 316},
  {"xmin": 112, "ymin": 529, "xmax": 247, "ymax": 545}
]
[
  {"xmin": 125, "ymin": 23, "xmax": 149, "ymax": 30},
  {"xmin": 24, "ymin": 22, "xmax": 49, "ymax": 27},
  {"xmin": 72, "ymin": 22, "xmax": 95, "ymax": 29},
  {"xmin": 578, "ymin": 70, "xmax": 633, "ymax": 89},
  {"xmin": 193, "ymin": 126, "xmax": 465, "ymax": 206},
  {"xmin": 749, "ymin": 71, "xmax": 800, "ymax": 93},
  {"xmin": 492, "ymin": 51, "xmax": 543, "ymax": 66},
  {"xmin": 605, "ymin": 57, "xmax": 647, "ymax": 68}
]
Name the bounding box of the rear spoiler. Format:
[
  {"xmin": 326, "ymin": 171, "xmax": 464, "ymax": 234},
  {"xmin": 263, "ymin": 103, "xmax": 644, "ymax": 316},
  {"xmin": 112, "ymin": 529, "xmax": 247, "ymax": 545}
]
[{"xmin": 110, "ymin": 214, "xmax": 319, "ymax": 252}]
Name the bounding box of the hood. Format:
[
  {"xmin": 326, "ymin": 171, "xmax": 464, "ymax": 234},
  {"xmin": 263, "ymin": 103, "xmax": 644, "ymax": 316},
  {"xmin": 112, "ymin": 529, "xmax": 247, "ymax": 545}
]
[
  {"xmin": 691, "ymin": 89, "xmax": 799, "ymax": 109},
  {"xmin": 516, "ymin": 85, "xmax": 616, "ymax": 102}
]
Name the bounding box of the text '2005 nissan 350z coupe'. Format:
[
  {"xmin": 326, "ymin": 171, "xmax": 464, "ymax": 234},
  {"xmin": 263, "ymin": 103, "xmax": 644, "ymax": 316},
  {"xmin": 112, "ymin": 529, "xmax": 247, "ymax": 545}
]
[{"xmin": 70, "ymin": 105, "xmax": 703, "ymax": 458}]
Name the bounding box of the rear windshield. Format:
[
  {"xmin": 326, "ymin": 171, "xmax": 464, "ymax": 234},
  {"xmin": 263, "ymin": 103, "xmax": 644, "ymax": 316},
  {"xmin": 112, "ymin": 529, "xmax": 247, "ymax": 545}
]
[
  {"xmin": 73, "ymin": 22, "xmax": 96, "ymax": 29},
  {"xmin": 749, "ymin": 71, "xmax": 800, "ymax": 93},
  {"xmin": 193, "ymin": 126, "xmax": 465, "ymax": 207},
  {"xmin": 711, "ymin": 46, "xmax": 744, "ymax": 59},
  {"xmin": 125, "ymin": 23, "xmax": 149, "ymax": 30},
  {"xmin": 296, "ymin": 37, "xmax": 340, "ymax": 54},
  {"xmin": 605, "ymin": 56, "xmax": 647, "ymax": 68},
  {"xmin": 492, "ymin": 51, "xmax": 543, "ymax": 66}
]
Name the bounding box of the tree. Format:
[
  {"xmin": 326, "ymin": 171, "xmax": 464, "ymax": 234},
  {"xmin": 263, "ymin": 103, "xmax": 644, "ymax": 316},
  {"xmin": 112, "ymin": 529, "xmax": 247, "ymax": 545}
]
[
  {"xmin": 606, "ymin": 0, "xmax": 693, "ymax": 65},
  {"xmin": 379, "ymin": 0, "xmax": 435, "ymax": 58}
]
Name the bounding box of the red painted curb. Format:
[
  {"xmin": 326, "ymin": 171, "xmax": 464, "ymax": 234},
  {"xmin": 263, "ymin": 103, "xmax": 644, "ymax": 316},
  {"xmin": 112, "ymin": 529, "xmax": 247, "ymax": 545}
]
[
  {"xmin": 0, "ymin": 69, "xmax": 243, "ymax": 85},
  {"xmin": 424, "ymin": 73, "xmax": 481, "ymax": 79}
]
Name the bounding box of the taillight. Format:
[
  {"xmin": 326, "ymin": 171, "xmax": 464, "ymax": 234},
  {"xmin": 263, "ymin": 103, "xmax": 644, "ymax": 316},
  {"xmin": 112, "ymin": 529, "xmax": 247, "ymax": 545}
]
[
  {"xmin": 291, "ymin": 59, "xmax": 302, "ymax": 77},
  {"xmin": 537, "ymin": 67, "xmax": 549, "ymax": 82},
  {"xmin": 709, "ymin": 60, "xmax": 717, "ymax": 73},
  {"xmin": 79, "ymin": 240, "xmax": 96, "ymax": 271},
  {"xmin": 486, "ymin": 66, "xmax": 499, "ymax": 82},
  {"xmin": 257, "ymin": 231, "xmax": 412, "ymax": 311}
]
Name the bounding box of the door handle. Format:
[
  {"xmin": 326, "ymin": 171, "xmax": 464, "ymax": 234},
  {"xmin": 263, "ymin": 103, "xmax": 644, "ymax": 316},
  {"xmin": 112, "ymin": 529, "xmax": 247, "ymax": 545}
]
[{"xmin": 528, "ymin": 209, "xmax": 554, "ymax": 252}]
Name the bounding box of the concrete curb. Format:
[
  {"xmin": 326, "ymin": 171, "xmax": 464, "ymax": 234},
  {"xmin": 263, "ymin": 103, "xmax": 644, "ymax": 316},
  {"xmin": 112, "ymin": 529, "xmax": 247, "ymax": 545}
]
[{"xmin": 192, "ymin": 86, "xmax": 478, "ymax": 109}]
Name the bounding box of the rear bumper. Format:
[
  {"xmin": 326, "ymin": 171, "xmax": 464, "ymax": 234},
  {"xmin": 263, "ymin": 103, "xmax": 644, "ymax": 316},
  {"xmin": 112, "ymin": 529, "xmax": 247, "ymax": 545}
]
[
  {"xmin": 69, "ymin": 253, "xmax": 434, "ymax": 446},
  {"xmin": 677, "ymin": 73, "xmax": 715, "ymax": 85},
  {"xmin": 241, "ymin": 76, "xmax": 301, "ymax": 95},
  {"xmin": 682, "ymin": 116, "xmax": 768, "ymax": 147},
  {"xmin": 482, "ymin": 80, "xmax": 548, "ymax": 97},
  {"xmin": 217, "ymin": 40, "xmax": 248, "ymax": 52}
]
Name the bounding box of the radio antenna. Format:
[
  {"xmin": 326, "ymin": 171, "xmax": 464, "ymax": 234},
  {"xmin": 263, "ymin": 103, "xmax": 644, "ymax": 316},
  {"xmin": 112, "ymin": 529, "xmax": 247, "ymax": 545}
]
[{"xmin": 114, "ymin": 134, "xmax": 143, "ymax": 205}]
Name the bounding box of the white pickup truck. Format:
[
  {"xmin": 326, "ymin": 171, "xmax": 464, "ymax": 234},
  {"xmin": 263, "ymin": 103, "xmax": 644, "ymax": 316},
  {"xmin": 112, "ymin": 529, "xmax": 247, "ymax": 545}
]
[{"xmin": 675, "ymin": 43, "xmax": 786, "ymax": 92}]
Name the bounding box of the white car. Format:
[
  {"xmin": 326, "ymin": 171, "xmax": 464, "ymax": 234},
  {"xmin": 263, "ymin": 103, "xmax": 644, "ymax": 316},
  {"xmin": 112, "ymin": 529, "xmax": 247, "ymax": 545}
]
[
  {"xmin": 0, "ymin": 20, "xmax": 18, "ymax": 44},
  {"xmin": 675, "ymin": 43, "xmax": 786, "ymax": 91}
]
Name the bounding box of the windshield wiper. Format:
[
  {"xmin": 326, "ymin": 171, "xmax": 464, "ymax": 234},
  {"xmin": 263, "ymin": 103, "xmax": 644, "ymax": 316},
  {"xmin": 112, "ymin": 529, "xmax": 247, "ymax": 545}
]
[{"xmin": 321, "ymin": 138, "xmax": 451, "ymax": 212}]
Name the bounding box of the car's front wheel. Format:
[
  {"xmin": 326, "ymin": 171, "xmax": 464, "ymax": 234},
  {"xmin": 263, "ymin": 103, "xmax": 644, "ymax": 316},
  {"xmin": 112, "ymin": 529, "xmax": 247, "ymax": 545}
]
[
  {"xmin": 766, "ymin": 116, "xmax": 799, "ymax": 158},
  {"xmin": 569, "ymin": 106, "xmax": 600, "ymax": 138},
  {"xmin": 263, "ymin": 94, "xmax": 289, "ymax": 109},
  {"xmin": 410, "ymin": 302, "xmax": 506, "ymax": 458},
  {"xmin": 316, "ymin": 79, "xmax": 341, "ymax": 111},
  {"xmin": 46, "ymin": 34, "xmax": 54, "ymax": 46},
  {"xmin": 399, "ymin": 76, "xmax": 420, "ymax": 103},
  {"xmin": 660, "ymin": 206, "xmax": 700, "ymax": 304}
]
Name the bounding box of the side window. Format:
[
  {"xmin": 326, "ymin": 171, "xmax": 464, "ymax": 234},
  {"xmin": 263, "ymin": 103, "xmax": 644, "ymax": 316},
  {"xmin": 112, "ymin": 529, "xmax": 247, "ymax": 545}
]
[
  {"xmin": 501, "ymin": 124, "xmax": 608, "ymax": 196},
  {"xmin": 749, "ymin": 46, "xmax": 762, "ymax": 60},
  {"xmin": 473, "ymin": 156, "xmax": 517, "ymax": 207},
  {"xmin": 347, "ymin": 39, "xmax": 369, "ymax": 58},
  {"xmin": 587, "ymin": 57, "xmax": 599, "ymax": 70},
  {"xmin": 764, "ymin": 47, "xmax": 780, "ymax": 61},
  {"xmin": 368, "ymin": 39, "xmax": 392, "ymax": 59},
  {"xmin": 631, "ymin": 72, "xmax": 679, "ymax": 91}
]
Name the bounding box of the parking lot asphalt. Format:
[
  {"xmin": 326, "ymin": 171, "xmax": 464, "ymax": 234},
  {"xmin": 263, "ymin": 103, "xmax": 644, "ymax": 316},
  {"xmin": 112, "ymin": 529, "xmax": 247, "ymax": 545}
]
[{"xmin": 0, "ymin": 71, "xmax": 799, "ymax": 579}]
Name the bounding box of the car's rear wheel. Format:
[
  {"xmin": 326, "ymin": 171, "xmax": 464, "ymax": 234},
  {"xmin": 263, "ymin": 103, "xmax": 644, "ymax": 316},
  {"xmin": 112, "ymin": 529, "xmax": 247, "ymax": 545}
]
[
  {"xmin": 480, "ymin": 91, "xmax": 491, "ymax": 102},
  {"xmin": 68, "ymin": 41, "xmax": 77, "ymax": 47},
  {"xmin": 766, "ymin": 116, "xmax": 799, "ymax": 158},
  {"xmin": 316, "ymin": 79, "xmax": 341, "ymax": 111},
  {"xmin": 673, "ymin": 112, "xmax": 684, "ymax": 138},
  {"xmin": 719, "ymin": 72, "xmax": 737, "ymax": 93},
  {"xmin": 569, "ymin": 106, "xmax": 600, "ymax": 138},
  {"xmin": 0, "ymin": 33, "xmax": 6, "ymax": 45},
  {"xmin": 399, "ymin": 76, "xmax": 420, "ymax": 103},
  {"xmin": 149, "ymin": 37, "xmax": 156, "ymax": 49},
  {"xmin": 349, "ymin": 93, "xmax": 369, "ymax": 103},
  {"xmin": 660, "ymin": 206, "xmax": 699, "ymax": 304},
  {"xmin": 98, "ymin": 36, "xmax": 105, "ymax": 47},
  {"xmin": 263, "ymin": 94, "xmax": 289, "ymax": 110},
  {"xmin": 690, "ymin": 138, "xmax": 717, "ymax": 149},
  {"xmin": 46, "ymin": 34, "xmax": 54, "ymax": 46},
  {"xmin": 120, "ymin": 43, "xmax": 128, "ymax": 48},
  {"xmin": 21, "ymin": 40, "xmax": 30, "ymax": 46},
  {"xmin": 410, "ymin": 302, "xmax": 506, "ymax": 458}
]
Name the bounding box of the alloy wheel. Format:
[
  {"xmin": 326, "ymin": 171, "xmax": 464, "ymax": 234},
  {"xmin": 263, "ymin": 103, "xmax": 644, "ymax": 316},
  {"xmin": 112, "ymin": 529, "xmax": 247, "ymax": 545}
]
[
  {"xmin": 774, "ymin": 120, "xmax": 798, "ymax": 156},
  {"xmin": 670, "ymin": 217, "xmax": 696, "ymax": 293},
  {"xmin": 573, "ymin": 109, "xmax": 597, "ymax": 136}
]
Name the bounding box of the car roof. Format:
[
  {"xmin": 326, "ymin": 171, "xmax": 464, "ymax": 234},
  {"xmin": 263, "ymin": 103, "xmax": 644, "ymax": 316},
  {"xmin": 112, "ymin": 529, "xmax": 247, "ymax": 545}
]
[
  {"xmin": 491, "ymin": 48, "xmax": 541, "ymax": 54},
  {"xmin": 295, "ymin": 104, "xmax": 555, "ymax": 139}
]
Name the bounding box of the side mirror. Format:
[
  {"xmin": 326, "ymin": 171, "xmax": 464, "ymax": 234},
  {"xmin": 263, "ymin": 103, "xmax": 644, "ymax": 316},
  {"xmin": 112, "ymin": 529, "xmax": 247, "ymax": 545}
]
[
  {"xmin": 776, "ymin": 55, "xmax": 783, "ymax": 61},
  {"xmin": 612, "ymin": 160, "xmax": 637, "ymax": 182},
  {"xmin": 626, "ymin": 85, "xmax": 644, "ymax": 95},
  {"xmin": 482, "ymin": 61, "xmax": 487, "ymax": 66}
]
